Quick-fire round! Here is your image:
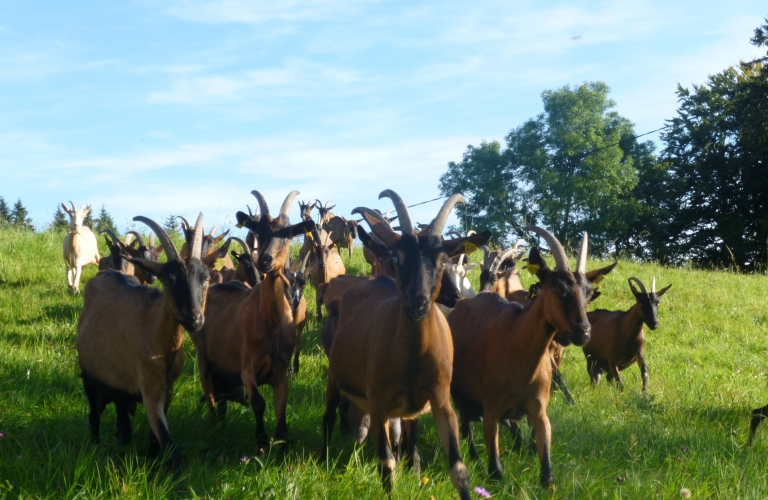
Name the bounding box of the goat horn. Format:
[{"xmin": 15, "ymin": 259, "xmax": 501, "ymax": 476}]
[
  {"xmin": 133, "ymin": 216, "xmax": 180, "ymax": 262},
  {"xmin": 652, "ymin": 277, "xmax": 656, "ymax": 294},
  {"xmin": 431, "ymin": 194, "xmax": 466, "ymax": 238},
  {"xmin": 246, "ymin": 204, "xmax": 254, "ymax": 217},
  {"xmin": 576, "ymin": 232, "xmax": 588, "ymax": 274},
  {"xmin": 490, "ymin": 247, "xmax": 518, "ymax": 274},
  {"xmin": 190, "ymin": 213, "xmax": 204, "ymax": 260},
  {"xmin": 100, "ymin": 228, "xmax": 121, "ymax": 246},
  {"xmin": 352, "ymin": 207, "xmax": 399, "ymax": 246},
  {"xmin": 524, "ymin": 226, "xmax": 570, "ymax": 272},
  {"xmin": 628, "ymin": 277, "xmax": 647, "ymax": 294},
  {"xmin": 448, "ymin": 230, "xmax": 463, "ymax": 239},
  {"xmin": 69, "ymin": 201, "xmax": 76, "ymax": 211},
  {"xmin": 480, "ymin": 245, "xmax": 491, "ymax": 268},
  {"xmin": 300, "ymin": 249, "xmax": 311, "ymax": 273},
  {"xmin": 325, "ymin": 200, "xmax": 334, "ymax": 209},
  {"xmin": 467, "ymin": 229, "xmax": 476, "ymax": 236},
  {"xmin": 458, "ymin": 254, "xmax": 466, "ymax": 267},
  {"xmin": 279, "ymin": 190, "xmax": 300, "ymax": 218},
  {"xmin": 251, "ymin": 190, "xmax": 270, "ymax": 216},
  {"xmin": 510, "ymin": 238, "xmax": 526, "ymax": 254},
  {"xmin": 126, "ymin": 231, "xmax": 145, "ymax": 247},
  {"xmin": 208, "ymin": 226, "xmax": 219, "ymax": 237},
  {"xmin": 177, "ymin": 215, "xmax": 190, "ymax": 231},
  {"xmin": 379, "ymin": 189, "xmax": 415, "ymax": 236},
  {"xmin": 228, "ymin": 236, "xmax": 250, "ymax": 255}
]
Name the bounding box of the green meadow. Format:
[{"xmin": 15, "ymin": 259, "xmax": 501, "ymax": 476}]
[{"xmin": 2, "ymin": 227, "xmax": 768, "ymax": 499}]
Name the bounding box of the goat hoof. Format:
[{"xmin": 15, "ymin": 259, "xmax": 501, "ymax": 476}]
[
  {"xmin": 540, "ymin": 473, "xmax": 555, "ymax": 488},
  {"xmin": 488, "ymin": 467, "xmax": 503, "ymax": 480}
]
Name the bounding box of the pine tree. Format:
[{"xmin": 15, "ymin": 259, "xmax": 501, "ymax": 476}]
[
  {"xmin": 11, "ymin": 199, "xmax": 34, "ymax": 231},
  {"xmin": 83, "ymin": 208, "xmax": 94, "ymax": 230},
  {"xmin": 51, "ymin": 206, "xmax": 69, "ymax": 232},
  {"xmin": 0, "ymin": 197, "xmax": 10, "ymax": 225},
  {"xmin": 95, "ymin": 205, "xmax": 117, "ymax": 235},
  {"xmin": 163, "ymin": 214, "xmax": 180, "ymax": 236}
]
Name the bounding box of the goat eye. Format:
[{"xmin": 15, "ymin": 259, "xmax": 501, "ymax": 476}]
[{"xmin": 392, "ymin": 256, "xmax": 399, "ymax": 263}]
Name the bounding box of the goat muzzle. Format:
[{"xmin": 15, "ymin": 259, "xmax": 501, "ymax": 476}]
[
  {"xmin": 569, "ymin": 323, "xmax": 591, "ymax": 346},
  {"xmin": 404, "ymin": 296, "xmax": 431, "ymax": 321}
]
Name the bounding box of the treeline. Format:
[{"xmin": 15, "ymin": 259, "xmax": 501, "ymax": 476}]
[{"xmin": 440, "ymin": 19, "xmax": 768, "ymax": 270}]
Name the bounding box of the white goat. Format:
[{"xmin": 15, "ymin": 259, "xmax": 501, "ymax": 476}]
[
  {"xmin": 61, "ymin": 202, "xmax": 100, "ymax": 294},
  {"xmin": 438, "ymin": 253, "xmax": 478, "ymax": 316}
]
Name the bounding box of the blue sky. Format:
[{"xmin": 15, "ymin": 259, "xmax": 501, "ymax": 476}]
[{"xmin": 1, "ymin": 1, "xmax": 765, "ymax": 236}]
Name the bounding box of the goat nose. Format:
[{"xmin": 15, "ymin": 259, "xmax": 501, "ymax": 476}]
[{"xmin": 192, "ymin": 312, "xmax": 204, "ymax": 331}]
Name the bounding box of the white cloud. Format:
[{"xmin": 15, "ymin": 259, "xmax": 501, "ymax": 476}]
[{"xmin": 161, "ymin": 0, "xmax": 375, "ymax": 24}]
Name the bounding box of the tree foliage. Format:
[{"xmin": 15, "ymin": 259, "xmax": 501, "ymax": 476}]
[
  {"xmin": 0, "ymin": 197, "xmax": 10, "ymax": 225},
  {"xmin": 163, "ymin": 214, "xmax": 180, "ymax": 237},
  {"xmin": 11, "ymin": 199, "xmax": 34, "ymax": 231},
  {"xmin": 50, "ymin": 206, "xmax": 69, "ymax": 232},
  {"xmin": 94, "ymin": 205, "xmax": 117, "ymax": 235}
]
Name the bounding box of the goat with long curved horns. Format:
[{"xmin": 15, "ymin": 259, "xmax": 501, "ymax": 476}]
[
  {"xmin": 322, "ymin": 190, "xmax": 490, "ymax": 499},
  {"xmin": 76, "ymin": 214, "xmax": 209, "ymax": 467},
  {"xmin": 448, "ymin": 228, "xmax": 593, "ymax": 487},
  {"xmin": 190, "ymin": 190, "xmax": 314, "ymax": 449}
]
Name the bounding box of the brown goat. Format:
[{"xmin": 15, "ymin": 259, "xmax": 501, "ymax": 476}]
[
  {"xmin": 288, "ymin": 251, "xmax": 311, "ymax": 374},
  {"xmin": 583, "ymin": 277, "xmax": 671, "ymax": 394},
  {"xmin": 309, "ymin": 227, "xmax": 346, "ymax": 320},
  {"xmin": 76, "ymin": 214, "xmax": 208, "ymax": 467},
  {"xmin": 209, "ymin": 237, "xmax": 261, "ymax": 287},
  {"xmin": 190, "ymin": 190, "xmax": 313, "ymax": 449},
  {"xmin": 179, "ymin": 217, "xmax": 233, "ymax": 269},
  {"xmin": 448, "ymin": 228, "xmax": 594, "ymax": 487},
  {"xmin": 322, "ymin": 191, "xmax": 489, "ymax": 499}
]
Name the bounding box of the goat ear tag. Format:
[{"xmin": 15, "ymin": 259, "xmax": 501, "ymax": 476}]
[
  {"xmin": 462, "ymin": 242, "xmax": 478, "ymax": 255},
  {"xmin": 214, "ymin": 258, "xmax": 226, "ymax": 271},
  {"xmin": 235, "ymin": 222, "xmax": 244, "ymax": 228},
  {"xmin": 593, "ymin": 274, "xmax": 606, "ymax": 285},
  {"xmin": 527, "ymin": 263, "xmax": 540, "ymax": 275}
]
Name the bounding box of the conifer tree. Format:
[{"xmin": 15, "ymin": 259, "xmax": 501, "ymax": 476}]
[
  {"xmin": 11, "ymin": 198, "xmax": 34, "ymax": 231},
  {"xmin": 163, "ymin": 214, "xmax": 180, "ymax": 236},
  {"xmin": 0, "ymin": 197, "xmax": 10, "ymax": 225},
  {"xmin": 95, "ymin": 205, "xmax": 117, "ymax": 235},
  {"xmin": 51, "ymin": 206, "xmax": 69, "ymax": 232}
]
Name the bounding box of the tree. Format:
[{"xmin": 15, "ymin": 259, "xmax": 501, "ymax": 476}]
[
  {"xmin": 0, "ymin": 197, "xmax": 10, "ymax": 225},
  {"xmin": 660, "ymin": 22, "xmax": 768, "ymax": 269},
  {"xmin": 438, "ymin": 141, "xmax": 527, "ymax": 245},
  {"xmin": 440, "ymin": 81, "xmax": 652, "ymax": 253},
  {"xmin": 94, "ymin": 205, "xmax": 117, "ymax": 235},
  {"xmin": 51, "ymin": 206, "xmax": 69, "ymax": 232},
  {"xmin": 11, "ymin": 199, "xmax": 34, "ymax": 231},
  {"xmin": 83, "ymin": 208, "xmax": 94, "ymax": 230},
  {"xmin": 163, "ymin": 214, "xmax": 180, "ymax": 237}
]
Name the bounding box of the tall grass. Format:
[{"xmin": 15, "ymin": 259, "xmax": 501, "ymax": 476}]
[{"xmin": 2, "ymin": 227, "xmax": 768, "ymax": 498}]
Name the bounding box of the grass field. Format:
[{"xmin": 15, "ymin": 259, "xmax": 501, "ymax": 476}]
[{"xmin": 2, "ymin": 227, "xmax": 768, "ymax": 499}]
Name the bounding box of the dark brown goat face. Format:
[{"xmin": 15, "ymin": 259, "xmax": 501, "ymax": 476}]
[
  {"xmin": 298, "ymin": 200, "xmax": 314, "ymax": 221},
  {"xmin": 292, "ymin": 270, "xmax": 308, "ymax": 309},
  {"xmin": 133, "ymin": 243, "xmax": 157, "ymax": 284},
  {"xmin": 629, "ymin": 280, "xmax": 671, "ymax": 331},
  {"xmin": 392, "ymin": 234, "xmax": 447, "ymax": 321},
  {"xmin": 531, "ymin": 248, "xmax": 591, "ymax": 346},
  {"xmin": 232, "ymin": 250, "xmax": 259, "ymax": 287},
  {"xmin": 236, "ymin": 212, "xmax": 314, "ymax": 274}
]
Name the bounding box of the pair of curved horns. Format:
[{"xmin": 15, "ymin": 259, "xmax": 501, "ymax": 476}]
[
  {"xmin": 488, "ymin": 239, "xmax": 526, "ymax": 274},
  {"xmin": 133, "ymin": 213, "xmax": 203, "ymax": 262},
  {"xmin": 100, "ymin": 229, "xmax": 123, "ymax": 247},
  {"xmin": 251, "ymin": 190, "xmax": 299, "ymax": 219},
  {"xmin": 525, "ymin": 227, "xmax": 588, "ymax": 274},
  {"xmin": 125, "ymin": 231, "xmax": 145, "ymax": 247},
  {"xmin": 628, "ymin": 277, "xmax": 657, "ymax": 294},
  {"xmin": 228, "ymin": 236, "xmax": 250, "ymax": 255}
]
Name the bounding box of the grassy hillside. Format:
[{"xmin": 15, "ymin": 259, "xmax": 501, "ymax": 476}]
[{"xmin": 2, "ymin": 227, "xmax": 768, "ymax": 499}]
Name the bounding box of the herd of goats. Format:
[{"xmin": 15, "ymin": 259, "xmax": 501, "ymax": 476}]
[{"xmin": 53, "ymin": 191, "xmax": 765, "ymax": 498}]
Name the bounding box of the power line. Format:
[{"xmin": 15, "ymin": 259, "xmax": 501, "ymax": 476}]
[{"xmin": 406, "ymin": 124, "xmax": 671, "ymax": 209}]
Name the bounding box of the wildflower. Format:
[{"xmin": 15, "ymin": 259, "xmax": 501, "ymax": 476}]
[
  {"xmin": 0, "ymin": 433, "xmax": 4, "ymax": 438},
  {"xmin": 218, "ymin": 455, "xmax": 224, "ymax": 463},
  {"xmin": 240, "ymin": 456, "xmax": 250, "ymax": 464},
  {"xmin": 421, "ymin": 476, "xmax": 430, "ymax": 487},
  {"xmin": 474, "ymin": 486, "xmax": 491, "ymax": 498},
  {"xmin": 680, "ymin": 488, "xmax": 691, "ymax": 498},
  {"xmin": 681, "ymin": 445, "xmax": 687, "ymax": 453}
]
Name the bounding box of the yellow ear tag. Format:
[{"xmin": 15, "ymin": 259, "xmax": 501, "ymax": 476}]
[
  {"xmin": 527, "ymin": 263, "xmax": 540, "ymax": 275},
  {"xmin": 463, "ymin": 242, "xmax": 478, "ymax": 255},
  {"xmin": 214, "ymin": 258, "xmax": 226, "ymax": 271},
  {"xmin": 235, "ymin": 222, "xmax": 244, "ymax": 228},
  {"xmin": 592, "ymin": 274, "xmax": 606, "ymax": 285},
  {"xmin": 305, "ymin": 231, "xmax": 313, "ymax": 240}
]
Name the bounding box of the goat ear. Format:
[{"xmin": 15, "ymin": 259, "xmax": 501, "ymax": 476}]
[
  {"xmin": 443, "ymin": 230, "xmax": 491, "ymax": 257},
  {"xmin": 155, "ymin": 245, "xmax": 164, "ymax": 255},
  {"xmin": 235, "ymin": 211, "xmax": 258, "ymax": 229},
  {"xmin": 655, "ymin": 284, "xmax": 672, "ymax": 297},
  {"xmin": 61, "ymin": 203, "xmax": 70, "ymax": 214},
  {"xmin": 526, "ymin": 247, "xmax": 549, "ymax": 277},
  {"xmin": 289, "ymin": 220, "xmax": 315, "ymax": 238},
  {"xmin": 202, "ymin": 238, "xmax": 232, "ymax": 269},
  {"xmin": 585, "ymin": 261, "xmax": 618, "ymax": 285},
  {"xmin": 589, "ymin": 290, "xmax": 602, "ymax": 303},
  {"xmin": 127, "ymin": 257, "xmax": 164, "ymax": 278},
  {"xmin": 213, "ymin": 229, "xmax": 230, "ymax": 243}
]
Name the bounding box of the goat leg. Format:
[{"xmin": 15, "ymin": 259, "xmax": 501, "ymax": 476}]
[
  {"xmin": 321, "ymin": 380, "xmax": 341, "ymax": 462},
  {"xmin": 432, "ymin": 396, "xmax": 471, "ymax": 499},
  {"xmin": 115, "ymin": 402, "xmax": 133, "ymax": 445},
  {"xmin": 610, "ymin": 364, "xmax": 624, "ymax": 390},
  {"xmin": 402, "ymin": 418, "xmax": 420, "ymax": 475},
  {"xmin": 82, "ymin": 378, "xmax": 101, "ymax": 444},
  {"xmin": 750, "ymin": 403, "xmax": 768, "ymax": 446},
  {"xmin": 501, "ymin": 418, "xmax": 525, "ymax": 452},
  {"xmin": 529, "ymin": 408, "xmax": 554, "ymax": 488},
  {"xmin": 145, "ymin": 399, "xmax": 180, "ymax": 469},
  {"xmin": 246, "ymin": 384, "xmax": 269, "ymax": 449},
  {"xmin": 551, "ymin": 364, "xmax": 575, "ymax": 405},
  {"xmin": 273, "ymin": 372, "xmax": 290, "ymax": 451},
  {"xmin": 372, "ymin": 413, "xmax": 396, "ymax": 493},
  {"xmin": 458, "ymin": 408, "xmax": 479, "ymax": 461},
  {"xmin": 587, "ymin": 357, "xmax": 602, "ymax": 386},
  {"xmin": 637, "ymin": 351, "xmax": 649, "ymax": 394}
]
